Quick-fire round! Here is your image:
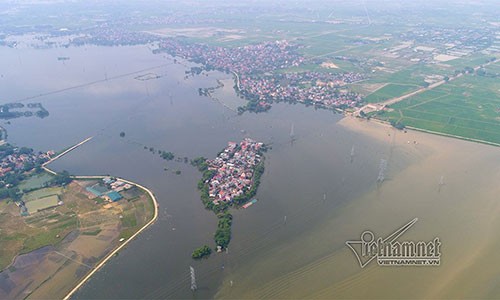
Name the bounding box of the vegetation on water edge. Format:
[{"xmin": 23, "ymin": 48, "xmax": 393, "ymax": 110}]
[
  {"xmin": 192, "ymin": 245, "xmax": 212, "ymax": 259},
  {"xmin": 214, "ymin": 213, "xmax": 232, "ymax": 249},
  {"xmin": 0, "ymin": 102, "xmax": 49, "ymax": 120},
  {"xmin": 190, "ymin": 156, "xmax": 208, "ymax": 171},
  {"xmin": 159, "ymin": 151, "xmax": 175, "ymax": 161}
]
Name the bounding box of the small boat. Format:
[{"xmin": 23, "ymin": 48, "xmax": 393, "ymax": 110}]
[{"xmin": 242, "ymin": 199, "xmax": 258, "ymax": 209}]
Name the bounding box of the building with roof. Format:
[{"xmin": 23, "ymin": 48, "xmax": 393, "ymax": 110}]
[
  {"xmin": 86, "ymin": 184, "xmax": 110, "ymax": 197},
  {"xmin": 105, "ymin": 191, "xmax": 123, "ymax": 202}
]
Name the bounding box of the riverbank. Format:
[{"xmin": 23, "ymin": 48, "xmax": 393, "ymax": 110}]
[
  {"xmin": 1, "ymin": 137, "xmax": 160, "ymax": 299},
  {"xmin": 47, "ymin": 138, "xmax": 159, "ymax": 300},
  {"xmin": 62, "ymin": 176, "xmax": 159, "ymax": 300}
]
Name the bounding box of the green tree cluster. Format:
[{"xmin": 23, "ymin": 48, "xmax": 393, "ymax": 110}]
[
  {"xmin": 214, "ymin": 213, "xmax": 232, "ymax": 249},
  {"xmin": 52, "ymin": 170, "xmax": 72, "ymax": 185},
  {"xmin": 192, "ymin": 245, "xmax": 212, "ymax": 259},
  {"xmin": 390, "ymin": 120, "xmax": 406, "ymax": 130},
  {"xmin": 190, "ymin": 157, "xmax": 208, "ymax": 171},
  {"xmin": 0, "ymin": 187, "xmax": 20, "ymax": 200},
  {"xmin": 159, "ymin": 151, "xmax": 175, "ymax": 160}
]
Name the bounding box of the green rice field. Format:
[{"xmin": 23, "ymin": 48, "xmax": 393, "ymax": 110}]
[{"xmin": 376, "ymin": 67, "xmax": 500, "ymax": 144}]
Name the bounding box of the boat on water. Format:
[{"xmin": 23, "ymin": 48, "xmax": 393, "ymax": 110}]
[{"xmin": 242, "ymin": 198, "xmax": 258, "ymax": 209}]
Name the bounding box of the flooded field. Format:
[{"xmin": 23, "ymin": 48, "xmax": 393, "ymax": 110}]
[{"xmin": 1, "ymin": 44, "xmax": 499, "ymax": 299}]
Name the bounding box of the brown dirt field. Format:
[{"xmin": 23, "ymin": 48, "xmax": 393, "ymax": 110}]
[{"xmin": 0, "ymin": 180, "xmax": 154, "ymax": 300}]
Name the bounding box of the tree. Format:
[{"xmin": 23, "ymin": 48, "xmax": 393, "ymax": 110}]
[
  {"xmin": 52, "ymin": 170, "xmax": 72, "ymax": 185},
  {"xmin": 192, "ymin": 245, "xmax": 212, "ymax": 259},
  {"xmin": 390, "ymin": 120, "xmax": 405, "ymax": 130},
  {"xmin": 119, "ymin": 132, "xmax": 125, "ymax": 138},
  {"xmin": 23, "ymin": 161, "xmax": 34, "ymax": 172},
  {"xmin": 476, "ymin": 68, "xmax": 486, "ymax": 76},
  {"xmin": 8, "ymin": 188, "xmax": 20, "ymax": 200},
  {"xmin": 19, "ymin": 147, "xmax": 33, "ymax": 155},
  {"xmin": 214, "ymin": 213, "xmax": 233, "ymax": 249},
  {"xmin": 191, "ymin": 157, "xmax": 208, "ymax": 171},
  {"xmin": 160, "ymin": 151, "xmax": 175, "ymax": 160}
]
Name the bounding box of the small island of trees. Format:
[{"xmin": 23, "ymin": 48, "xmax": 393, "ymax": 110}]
[
  {"xmin": 192, "ymin": 245, "xmax": 212, "ymax": 259},
  {"xmin": 159, "ymin": 151, "xmax": 175, "ymax": 160}
]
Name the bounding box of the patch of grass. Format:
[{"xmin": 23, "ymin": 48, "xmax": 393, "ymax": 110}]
[
  {"xmin": 364, "ymin": 83, "xmax": 421, "ymax": 103},
  {"xmin": 127, "ymin": 196, "xmax": 140, "ymax": 202},
  {"xmin": 81, "ymin": 228, "xmax": 102, "ymax": 236},
  {"xmin": 76, "ymin": 193, "xmax": 88, "ymax": 199},
  {"xmin": 119, "ymin": 228, "xmax": 136, "ymax": 240},
  {"xmin": 121, "ymin": 212, "xmax": 137, "ymax": 228},
  {"xmin": 376, "ymin": 73, "xmax": 500, "ymax": 144},
  {"xmin": 50, "ymin": 218, "xmax": 77, "ymax": 231},
  {"xmin": 22, "ymin": 187, "xmax": 64, "ymax": 202},
  {"xmin": 21, "ymin": 231, "xmax": 61, "ymax": 254}
]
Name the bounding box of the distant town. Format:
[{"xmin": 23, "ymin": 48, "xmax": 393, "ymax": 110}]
[{"xmin": 156, "ymin": 39, "xmax": 365, "ymax": 113}]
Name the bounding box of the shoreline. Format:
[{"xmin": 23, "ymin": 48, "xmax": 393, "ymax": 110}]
[
  {"xmin": 345, "ymin": 115, "xmax": 500, "ymax": 148},
  {"xmin": 216, "ymin": 106, "xmax": 500, "ymax": 299},
  {"xmin": 38, "ymin": 137, "xmax": 159, "ymax": 300},
  {"xmin": 62, "ymin": 176, "xmax": 159, "ymax": 300}
]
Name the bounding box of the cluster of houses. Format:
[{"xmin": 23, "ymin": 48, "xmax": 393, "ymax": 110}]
[
  {"xmin": 157, "ymin": 39, "xmax": 304, "ymax": 75},
  {"xmin": 0, "ymin": 147, "xmax": 55, "ymax": 179},
  {"xmin": 86, "ymin": 177, "xmax": 133, "ymax": 202},
  {"xmin": 156, "ymin": 38, "xmax": 366, "ymax": 112},
  {"xmin": 70, "ymin": 27, "xmax": 156, "ymax": 46},
  {"xmin": 239, "ymin": 71, "xmax": 365, "ymax": 109},
  {"xmin": 206, "ymin": 138, "xmax": 264, "ymax": 205}
]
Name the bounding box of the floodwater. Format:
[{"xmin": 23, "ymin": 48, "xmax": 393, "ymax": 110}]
[{"xmin": 1, "ymin": 44, "xmax": 499, "ymax": 299}]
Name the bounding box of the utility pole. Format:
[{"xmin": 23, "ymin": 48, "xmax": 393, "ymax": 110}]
[{"xmin": 190, "ymin": 266, "xmax": 197, "ymax": 291}]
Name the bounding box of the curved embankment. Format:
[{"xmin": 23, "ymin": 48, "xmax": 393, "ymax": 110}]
[
  {"xmin": 231, "ymin": 71, "xmax": 241, "ymax": 91},
  {"xmin": 41, "ymin": 137, "xmax": 159, "ymax": 300}
]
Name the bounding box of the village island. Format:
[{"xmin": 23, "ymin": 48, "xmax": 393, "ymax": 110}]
[{"xmin": 191, "ymin": 138, "xmax": 266, "ymax": 259}]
